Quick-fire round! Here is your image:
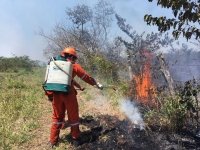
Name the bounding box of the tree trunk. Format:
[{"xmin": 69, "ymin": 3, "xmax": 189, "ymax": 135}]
[
  {"xmin": 128, "ymin": 65, "xmax": 133, "ymax": 81},
  {"xmin": 127, "ymin": 49, "xmax": 133, "ymax": 81},
  {"xmin": 157, "ymin": 53, "xmax": 175, "ymax": 96}
]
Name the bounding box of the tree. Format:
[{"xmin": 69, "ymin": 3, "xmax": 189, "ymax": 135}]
[
  {"xmin": 144, "ymin": 0, "xmax": 200, "ymax": 41},
  {"xmin": 116, "ymin": 14, "xmax": 177, "ymax": 101},
  {"xmin": 66, "ymin": 4, "xmax": 92, "ymax": 33},
  {"xmin": 94, "ymin": 0, "xmax": 115, "ymax": 41},
  {"xmin": 39, "ymin": 1, "xmax": 123, "ymax": 75},
  {"xmin": 116, "ymin": 14, "xmax": 173, "ymax": 78},
  {"xmin": 40, "ymin": 1, "xmax": 117, "ymax": 59}
]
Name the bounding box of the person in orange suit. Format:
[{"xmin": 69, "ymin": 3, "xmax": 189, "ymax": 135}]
[
  {"xmin": 46, "ymin": 81, "xmax": 84, "ymax": 130},
  {"xmin": 45, "ymin": 47, "xmax": 98, "ymax": 147}
]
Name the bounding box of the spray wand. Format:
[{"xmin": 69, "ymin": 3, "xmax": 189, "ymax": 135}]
[
  {"xmin": 75, "ymin": 84, "xmax": 116, "ymax": 91},
  {"xmin": 96, "ymin": 82, "xmax": 117, "ymax": 91}
]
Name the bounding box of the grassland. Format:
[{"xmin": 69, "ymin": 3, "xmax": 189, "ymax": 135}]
[{"xmin": 0, "ymin": 68, "xmax": 45, "ymax": 150}]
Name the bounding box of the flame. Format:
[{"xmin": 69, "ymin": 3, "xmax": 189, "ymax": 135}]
[{"xmin": 133, "ymin": 50, "xmax": 156, "ymax": 105}]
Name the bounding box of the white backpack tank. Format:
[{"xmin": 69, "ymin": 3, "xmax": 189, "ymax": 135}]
[{"xmin": 44, "ymin": 58, "xmax": 73, "ymax": 93}]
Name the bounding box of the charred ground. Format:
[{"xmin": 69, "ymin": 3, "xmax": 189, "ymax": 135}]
[{"xmin": 59, "ymin": 115, "xmax": 200, "ymax": 150}]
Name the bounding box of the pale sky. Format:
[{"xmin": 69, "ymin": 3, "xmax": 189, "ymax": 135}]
[{"xmin": 0, "ymin": 0, "xmax": 194, "ymax": 61}]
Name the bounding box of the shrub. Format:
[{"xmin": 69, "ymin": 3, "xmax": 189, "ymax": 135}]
[
  {"xmin": 144, "ymin": 79, "xmax": 200, "ymax": 132},
  {"xmin": 0, "ymin": 56, "xmax": 41, "ymax": 72}
]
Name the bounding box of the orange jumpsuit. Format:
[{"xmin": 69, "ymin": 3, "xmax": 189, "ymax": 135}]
[{"xmin": 47, "ymin": 63, "xmax": 96, "ymax": 145}]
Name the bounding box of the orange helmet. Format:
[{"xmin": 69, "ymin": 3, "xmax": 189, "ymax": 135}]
[{"xmin": 61, "ymin": 47, "xmax": 78, "ymax": 58}]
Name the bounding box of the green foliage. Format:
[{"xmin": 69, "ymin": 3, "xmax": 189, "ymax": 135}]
[
  {"xmin": 163, "ymin": 96, "xmax": 186, "ymax": 131},
  {"xmin": 79, "ymin": 54, "xmax": 121, "ymax": 84},
  {"xmin": 0, "ymin": 67, "xmax": 45, "ymax": 149},
  {"xmin": 179, "ymin": 79, "xmax": 200, "ymax": 127},
  {"xmin": 145, "ymin": 0, "xmax": 200, "ymax": 41},
  {"xmin": 0, "ymin": 55, "xmax": 41, "ymax": 72},
  {"xmin": 144, "ymin": 95, "xmax": 187, "ymax": 132},
  {"xmin": 144, "ymin": 79, "xmax": 200, "ymax": 132}
]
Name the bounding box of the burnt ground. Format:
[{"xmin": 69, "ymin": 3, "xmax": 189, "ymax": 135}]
[{"xmin": 59, "ymin": 115, "xmax": 200, "ymax": 150}]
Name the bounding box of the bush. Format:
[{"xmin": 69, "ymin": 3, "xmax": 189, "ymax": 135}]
[
  {"xmin": 0, "ymin": 55, "xmax": 41, "ymax": 72},
  {"xmin": 144, "ymin": 80, "xmax": 200, "ymax": 132},
  {"xmin": 78, "ymin": 53, "xmax": 124, "ymax": 84}
]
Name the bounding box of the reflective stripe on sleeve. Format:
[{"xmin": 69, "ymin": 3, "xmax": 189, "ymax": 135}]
[
  {"xmin": 81, "ymin": 74, "xmax": 86, "ymax": 79},
  {"xmin": 52, "ymin": 122, "xmax": 63, "ymax": 125},
  {"xmin": 70, "ymin": 122, "xmax": 79, "ymax": 126}
]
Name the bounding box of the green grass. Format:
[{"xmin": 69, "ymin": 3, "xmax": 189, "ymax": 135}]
[{"xmin": 0, "ymin": 67, "xmax": 45, "ymax": 150}]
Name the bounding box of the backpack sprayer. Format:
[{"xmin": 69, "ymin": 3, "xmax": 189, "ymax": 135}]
[
  {"xmin": 43, "ymin": 57, "xmax": 73, "ymax": 93},
  {"xmin": 43, "ymin": 57, "xmax": 104, "ymax": 92}
]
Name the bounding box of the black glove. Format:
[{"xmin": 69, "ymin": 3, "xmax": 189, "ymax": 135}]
[
  {"xmin": 48, "ymin": 97, "xmax": 53, "ymax": 102},
  {"xmin": 90, "ymin": 77, "xmax": 97, "ymax": 84}
]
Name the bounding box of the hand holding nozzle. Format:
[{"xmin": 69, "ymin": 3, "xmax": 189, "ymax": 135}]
[
  {"xmin": 90, "ymin": 77, "xmax": 103, "ymax": 90},
  {"xmin": 96, "ymin": 82, "xmax": 103, "ymax": 90}
]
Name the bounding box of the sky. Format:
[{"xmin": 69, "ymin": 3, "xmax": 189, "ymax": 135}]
[{"xmin": 0, "ymin": 0, "xmax": 195, "ymax": 62}]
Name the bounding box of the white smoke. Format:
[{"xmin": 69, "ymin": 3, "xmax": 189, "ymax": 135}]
[{"xmin": 119, "ymin": 98, "xmax": 145, "ymax": 130}]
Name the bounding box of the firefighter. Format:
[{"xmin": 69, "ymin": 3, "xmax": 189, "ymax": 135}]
[{"xmin": 45, "ymin": 47, "xmax": 98, "ymax": 148}]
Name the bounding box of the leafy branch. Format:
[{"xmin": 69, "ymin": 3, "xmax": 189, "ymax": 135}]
[{"xmin": 145, "ymin": 0, "xmax": 200, "ymax": 41}]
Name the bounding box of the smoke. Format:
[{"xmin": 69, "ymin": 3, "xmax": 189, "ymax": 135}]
[
  {"xmin": 119, "ymin": 98, "xmax": 145, "ymax": 130},
  {"xmin": 163, "ymin": 51, "xmax": 200, "ymax": 84}
]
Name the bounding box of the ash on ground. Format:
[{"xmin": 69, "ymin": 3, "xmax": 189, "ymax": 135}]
[{"xmin": 60, "ymin": 115, "xmax": 200, "ymax": 150}]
